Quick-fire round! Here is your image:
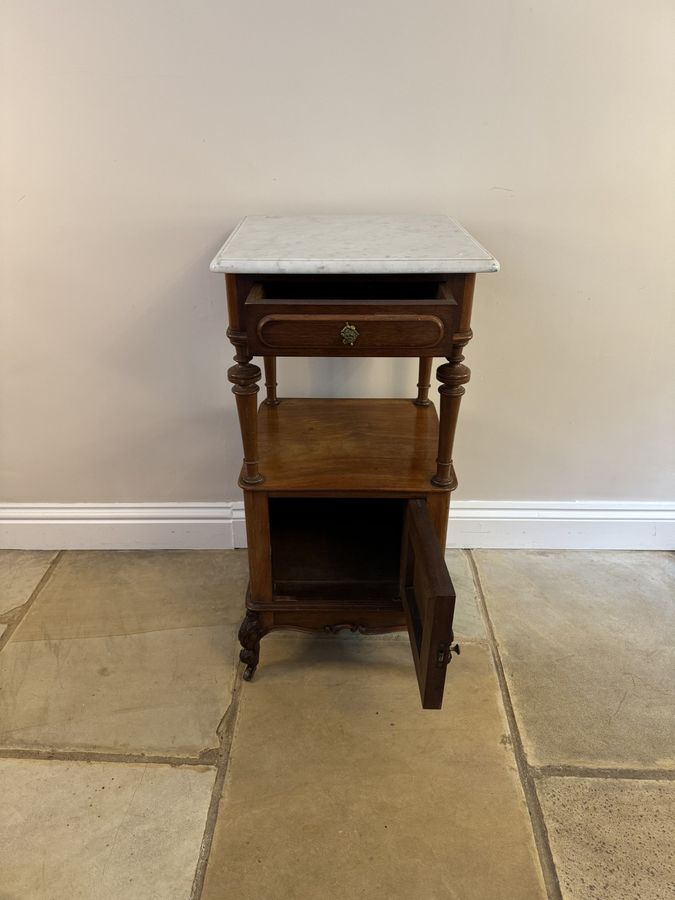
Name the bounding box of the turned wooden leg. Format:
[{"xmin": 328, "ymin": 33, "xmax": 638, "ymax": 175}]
[
  {"xmin": 263, "ymin": 356, "xmax": 280, "ymax": 406},
  {"xmin": 413, "ymin": 357, "xmax": 433, "ymax": 407},
  {"xmin": 432, "ymin": 331, "xmax": 472, "ymax": 487},
  {"xmin": 226, "ymin": 274, "xmax": 264, "ymax": 484},
  {"xmin": 238, "ymin": 611, "xmax": 266, "ymax": 681},
  {"xmin": 228, "ymin": 352, "xmax": 263, "ymax": 484}
]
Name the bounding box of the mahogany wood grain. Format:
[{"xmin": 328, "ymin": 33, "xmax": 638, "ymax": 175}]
[
  {"xmin": 242, "ymin": 398, "xmax": 453, "ymax": 494},
  {"xmin": 243, "ymin": 490, "xmax": 272, "ymax": 603},
  {"xmin": 250, "ymin": 308, "xmax": 452, "ymax": 356},
  {"xmin": 401, "ymin": 499, "xmax": 457, "ymax": 709},
  {"xmin": 423, "ymin": 491, "xmax": 452, "ymax": 550}
]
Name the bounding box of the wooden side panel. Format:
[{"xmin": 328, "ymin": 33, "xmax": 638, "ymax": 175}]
[
  {"xmin": 244, "ymin": 490, "xmax": 273, "ymax": 603},
  {"xmin": 424, "ymin": 491, "xmax": 452, "ymax": 550}
]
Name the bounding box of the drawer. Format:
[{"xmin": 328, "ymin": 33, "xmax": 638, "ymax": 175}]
[{"xmin": 244, "ymin": 281, "xmax": 458, "ymax": 357}]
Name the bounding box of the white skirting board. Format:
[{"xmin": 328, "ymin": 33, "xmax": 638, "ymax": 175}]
[
  {"xmin": 0, "ymin": 504, "xmax": 247, "ymax": 551},
  {"xmin": 1, "ymin": 501, "xmax": 673, "ymax": 551}
]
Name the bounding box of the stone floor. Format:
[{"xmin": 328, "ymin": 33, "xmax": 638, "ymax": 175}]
[{"xmin": 0, "ymin": 548, "xmax": 673, "ymax": 899}]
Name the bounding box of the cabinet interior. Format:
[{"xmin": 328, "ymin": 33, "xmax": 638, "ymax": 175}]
[{"xmin": 269, "ymin": 497, "xmax": 406, "ymax": 603}]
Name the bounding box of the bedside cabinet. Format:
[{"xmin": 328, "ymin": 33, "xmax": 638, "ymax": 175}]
[{"xmin": 211, "ymin": 215, "xmax": 499, "ymax": 708}]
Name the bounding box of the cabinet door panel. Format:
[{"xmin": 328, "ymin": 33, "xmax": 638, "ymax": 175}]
[{"xmin": 401, "ymin": 499, "xmax": 457, "ymax": 709}]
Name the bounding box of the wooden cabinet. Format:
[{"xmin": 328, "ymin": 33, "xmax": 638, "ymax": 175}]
[{"xmin": 211, "ymin": 215, "xmax": 498, "ymax": 708}]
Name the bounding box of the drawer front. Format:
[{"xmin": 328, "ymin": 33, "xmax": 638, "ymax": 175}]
[{"xmin": 245, "ymin": 299, "xmax": 458, "ymax": 357}]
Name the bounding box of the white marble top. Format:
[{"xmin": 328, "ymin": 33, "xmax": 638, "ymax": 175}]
[{"xmin": 210, "ymin": 215, "xmax": 499, "ymax": 275}]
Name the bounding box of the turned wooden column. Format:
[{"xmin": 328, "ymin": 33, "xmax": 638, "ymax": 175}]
[
  {"xmin": 432, "ymin": 274, "xmax": 475, "ymax": 488},
  {"xmin": 226, "ymin": 274, "xmax": 263, "ymax": 485},
  {"xmin": 413, "ymin": 357, "xmax": 433, "ymax": 407},
  {"xmin": 263, "ymin": 356, "xmax": 280, "ymax": 406}
]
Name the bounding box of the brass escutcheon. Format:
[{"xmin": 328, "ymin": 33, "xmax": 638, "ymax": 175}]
[{"xmin": 340, "ymin": 322, "xmax": 359, "ymax": 346}]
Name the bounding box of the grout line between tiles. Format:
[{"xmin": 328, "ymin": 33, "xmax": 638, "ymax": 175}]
[
  {"xmin": 534, "ymin": 765, "xmax": 675, "ymax": 781},
  {"xmin": 0, "ymin": 551, "xmax": 65, "ymax": 654},
  {"xmin": 465, "ymin": 549, "xmax": 563, "ymax": 900},
  {"xmin": 189, "ymin": 660, "xmax": 245, "ymax": 900},
  {"xmin": 0, "ymin": 747, "xmax": 219, "ymax": 766}
]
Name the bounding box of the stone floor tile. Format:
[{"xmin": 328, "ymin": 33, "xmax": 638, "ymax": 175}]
[
  {"xmin": 0, "ymin": 549, "xmax": 57, "ymax": 620},
  {"xmin": 15, "ymin": 549, "xmax": 248, "ymax": 642},
  {"xmin": 446, "ymin": 548, "xmax": 485, "ymax": 640},
  {"xmin": 202, "ymin": 635, "xmax": 546, "ymax": 900},
  {"xmin": 473, "ymin": 550, "xmax": 675, "ymax": 768},
  {"xmin": 0, "ymin": 757, "xmax": 215, "ymax": 900},
  {"xmin": 537, "ymin": 776, "xmax": 675, "ymax": 900},
  {"xmin": 0, "ymin": 625, "xmax": 236, "ymax": 755},
  {"xmin": 0, "ymin": 550, "xmax": 248, "ymax": 755}
]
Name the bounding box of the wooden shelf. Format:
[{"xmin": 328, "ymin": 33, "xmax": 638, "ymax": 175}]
[{"xmin": 241, "ymin": 398, "xmax": 453, "ymax": 493}]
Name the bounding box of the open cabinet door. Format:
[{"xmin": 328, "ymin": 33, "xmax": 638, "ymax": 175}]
[{"xmin": 401, "ymin": 498, "xmax": 457, "ymax": 709}]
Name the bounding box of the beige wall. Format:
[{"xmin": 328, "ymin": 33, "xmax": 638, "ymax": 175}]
[{"xmin": 1, "ymin": 0, "xmax": 673, "ymax": 504}]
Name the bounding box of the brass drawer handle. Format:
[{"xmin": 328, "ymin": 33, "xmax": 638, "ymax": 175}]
[{"xmin": 340, "ymin": 322, "xmax": 359, "ymax": 346}]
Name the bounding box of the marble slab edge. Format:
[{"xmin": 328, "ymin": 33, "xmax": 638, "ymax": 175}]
[{"xmin": 209, "ymin": 257, "xmax": 500, "ymax": 275}]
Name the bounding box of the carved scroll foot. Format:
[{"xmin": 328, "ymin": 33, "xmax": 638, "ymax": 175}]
[
  {"xmin": 238, "ymin": 611, "xmax": 266, "ymax": 680},
  {"xmin": 242, "ymin": 662, "xmax": 256, "ymax": 682}
]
